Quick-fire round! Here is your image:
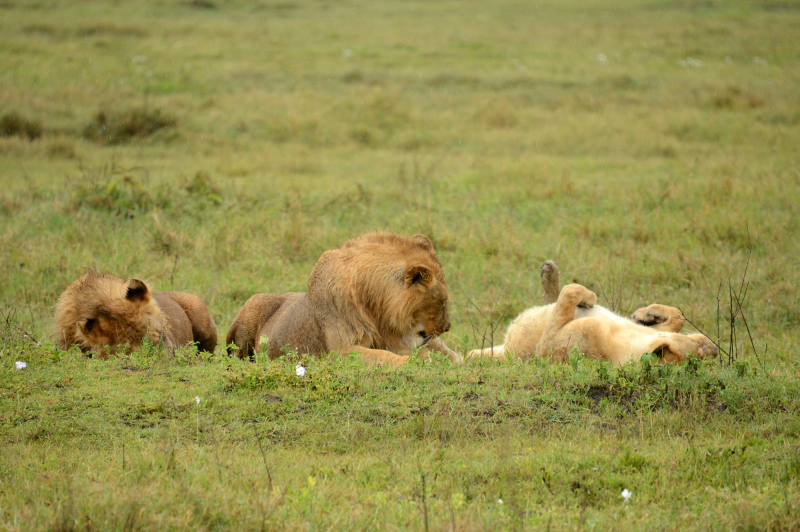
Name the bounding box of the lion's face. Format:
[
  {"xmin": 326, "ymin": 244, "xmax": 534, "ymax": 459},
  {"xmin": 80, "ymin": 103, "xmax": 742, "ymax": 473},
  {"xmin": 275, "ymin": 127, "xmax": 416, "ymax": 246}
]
[
  {"xmin": 399, "ymin": 265, "xmax": 451, "ymax": 349},
  {"xmin": 76, "ymin": 278, "xmax": 170, "ymax": 357},
  {"xmin": 79, "ymin": 312, "xmax": 167, "ymax": 357}
]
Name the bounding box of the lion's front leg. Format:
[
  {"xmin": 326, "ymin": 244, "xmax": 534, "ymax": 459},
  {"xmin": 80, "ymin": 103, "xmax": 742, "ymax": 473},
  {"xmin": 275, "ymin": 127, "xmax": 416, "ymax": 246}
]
[
  {"xmin": 631, "ymin": 304, "xmax": 685, "ymax": 333},
  {"xmin": 323, "ymin": 329, "xmax": 407, "ymax": 366},
  {"xmin": 423, "ymin": 338, "xmax": 464, "ymax": 363},
  {"xmin": 393, "ymin": 338, "xmax": 463, "ymax": 364},
  {"xmin": 344, "ymin": 345, "xmax": 410, "ymax": 367}
]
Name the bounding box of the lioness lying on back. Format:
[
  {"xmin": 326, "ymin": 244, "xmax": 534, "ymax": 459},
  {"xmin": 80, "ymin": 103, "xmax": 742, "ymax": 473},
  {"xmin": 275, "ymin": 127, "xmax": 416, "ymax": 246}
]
[
  {"xmin": 469, "ymin": 261, "xmax": 717, "ymax": 365},
  {"xmin": 54, "ymin": 268, "xmax": 217, "ymax": 358},
  {"xmin": 226, "ymin": 232, "xmax": 462, "ymax": 367}
]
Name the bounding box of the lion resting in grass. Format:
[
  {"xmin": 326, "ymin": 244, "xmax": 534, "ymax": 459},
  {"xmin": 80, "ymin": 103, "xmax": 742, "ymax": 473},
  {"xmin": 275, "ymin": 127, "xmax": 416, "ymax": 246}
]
[
  {"xmin": 54, "ymin": 268, "xmax": 217, "ymax": 358},
  {"xmin": 226, "ymin": 232, "xmax": 461, "ymax": 366},
  {"xmin": 469, "ymin": 261, "xmax": 717, "ymax": 365}
]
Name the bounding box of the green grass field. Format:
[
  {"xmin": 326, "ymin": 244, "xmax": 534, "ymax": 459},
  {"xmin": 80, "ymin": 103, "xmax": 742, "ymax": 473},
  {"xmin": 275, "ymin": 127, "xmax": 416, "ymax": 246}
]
[{"xmin": 2, "ymin": 0, "xmax": 799, "ymax": 529}]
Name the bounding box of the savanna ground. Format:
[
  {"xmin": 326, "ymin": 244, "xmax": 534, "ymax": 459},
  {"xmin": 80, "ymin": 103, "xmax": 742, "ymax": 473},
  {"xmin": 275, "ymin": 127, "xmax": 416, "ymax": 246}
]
[{"xmin": 1, "ymin": 0, "xmax": 799, "ymax": 529}]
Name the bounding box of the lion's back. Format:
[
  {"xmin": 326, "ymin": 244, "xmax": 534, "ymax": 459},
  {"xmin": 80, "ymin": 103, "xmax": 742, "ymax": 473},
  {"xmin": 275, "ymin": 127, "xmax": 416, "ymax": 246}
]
[{"xmin": 155, "ymin": 291, "xmax": 218, "ymax": 353}]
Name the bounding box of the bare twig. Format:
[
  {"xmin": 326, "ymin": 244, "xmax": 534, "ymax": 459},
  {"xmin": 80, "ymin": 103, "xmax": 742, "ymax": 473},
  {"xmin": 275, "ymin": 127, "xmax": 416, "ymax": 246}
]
[
  {"xmin": 169, "ymin": 251, "xmax": 180, "ymax": 289},
  {"xmin": 456, "ymin": 279, "xmax": 509, "ymax": 355},
  {"xmin": 732, "ymin": 281, "xmax": 765, "ymax": 372},
  {"xmin": 252, "ymin": 421, "xmax": 274, "ymax": 494},
  {"xmin": 597, "ymin": 258, "xmax": 632, "ymax": 314},
  {"xmin": 261, "ymin": 480, "xmax": 291, "ymax": 530},
  {"xmin": 678, "ymin": 309, "xmax": 729, "ymax": 360},
  {"xmin": 715, "ymin": 280, "xmax": 722, "ymax": 366},
  {"xmin": 420, "ymin": 470, "xmax": 430, "ymax": 532},
  {"xmin": 704, "ymin": 232, "xmax": 765, "ymax": 370},
  {"xmin": 728, "ymin": 282, "xmax": 737, "ymax": 366}
]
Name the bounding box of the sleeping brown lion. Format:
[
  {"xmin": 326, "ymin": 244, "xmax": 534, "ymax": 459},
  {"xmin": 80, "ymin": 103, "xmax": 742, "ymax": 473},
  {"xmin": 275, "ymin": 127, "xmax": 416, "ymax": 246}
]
[
  {"xmin": 54, "ymin": 268, "xmax": 218, "ymax": 358},
  {"xmin": 469, "ymin": 261, "xmax": 718, "ymax": 365},
  {"xmin": 226, "ymin": 232, "xmax": 462, "ymax": 366}
]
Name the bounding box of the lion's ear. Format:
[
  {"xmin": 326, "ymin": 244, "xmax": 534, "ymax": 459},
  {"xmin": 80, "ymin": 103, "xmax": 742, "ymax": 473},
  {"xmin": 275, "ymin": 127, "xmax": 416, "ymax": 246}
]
[
  {"xmin": 405, "ymin": 265, "xmax": 434, "ymax": 288},
  {"xmin": 126, "ymin": 279, "xmax": 150, "ymax": 302},
  {"xmin": 81, "ymin": 318, "xmax": 97, "ymax": 334},
  {"xmin": 411, "ymin": 234, "xmax": 434, "ymax": 251}
]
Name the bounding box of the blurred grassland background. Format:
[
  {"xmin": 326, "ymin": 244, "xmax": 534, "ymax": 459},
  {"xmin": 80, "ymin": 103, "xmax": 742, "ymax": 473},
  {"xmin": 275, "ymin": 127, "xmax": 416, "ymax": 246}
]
[{"xmin": 1, "ymin": 0, "xmax": 800, "ymax": 529}]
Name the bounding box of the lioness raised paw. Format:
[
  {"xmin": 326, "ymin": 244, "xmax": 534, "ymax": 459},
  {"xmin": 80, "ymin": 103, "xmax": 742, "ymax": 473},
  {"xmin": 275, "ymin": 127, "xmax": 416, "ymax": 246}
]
[
  {"xmin": 631, "ymin": 304, "xmax": 685, "ymax": 333},
  {"xmin": 559, "ymin": 284, "xmax": 597, "ymax": 309}
]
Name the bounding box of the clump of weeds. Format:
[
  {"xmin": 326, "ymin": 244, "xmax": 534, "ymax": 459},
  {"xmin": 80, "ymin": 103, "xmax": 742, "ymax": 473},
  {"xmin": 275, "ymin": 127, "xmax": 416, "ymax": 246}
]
[
  {"xmin": 82, "ymin": 106, "xmax": 176, "ymax": 144},
  {"xmin": 0, "ymin": 112, "xmax": 43, "ymax": 140}
]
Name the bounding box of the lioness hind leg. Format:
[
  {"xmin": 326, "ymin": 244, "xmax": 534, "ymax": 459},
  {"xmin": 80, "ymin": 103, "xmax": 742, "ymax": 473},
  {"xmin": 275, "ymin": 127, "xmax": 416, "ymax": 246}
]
[
  {"xmin": 537, "ymin": 284, "xmax": 596, "ymax": 363},
  {"xmin": 631, "ymin": 304, "xmax": 685, "ymax": 333},
  {"xmin": 225, "ymin": 294, "xmax": 285, "ymax": 359},
  {"xmin": 161, "ymin": 291, "xmax": 218, "ymax": 353},
  {"xmin": 541, "ymin": 260, "xmax": 560, "ymax": 304},
  {"xmin": 546, "ymin": 284, "xmax": 597, "ymax": 331}
]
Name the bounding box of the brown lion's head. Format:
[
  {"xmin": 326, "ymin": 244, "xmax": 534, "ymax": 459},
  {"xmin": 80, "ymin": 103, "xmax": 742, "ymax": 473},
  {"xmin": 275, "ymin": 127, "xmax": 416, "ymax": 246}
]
[
  {"xmin": 309, "ymin": 232, "xmax": 453, "ymax": 353},
  {"xmin": 383, "ymin": 234, "xmax": 451, "ymax": 349},
  {"xmin": 399, "ymin": 262, "xmax": 451, "ymax": 349},
  {"xmin": 67, "ymin": 272, "xmax": 171, "ymax": 358}
]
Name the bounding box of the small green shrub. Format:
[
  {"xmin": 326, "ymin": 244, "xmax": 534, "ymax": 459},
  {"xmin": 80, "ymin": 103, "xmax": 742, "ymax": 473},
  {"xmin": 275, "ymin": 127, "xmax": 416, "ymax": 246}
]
[
  {"xmin": 82, "ymin": 107, "xmax": 176, "ymax": 144},
  {"xmin": 184, "ymin": 171, "xmax": 223, "ymax": 206},
  {"xmin": 0, "ymin": 112, "xmax": 43, "ymax": 140},
  {"xmin": 69, "ymin": 165, "xmax": 225, "ymax": 218},
  {"xmin": 71, "ymin": 173, "xmax": 170, "ymax": 217}
]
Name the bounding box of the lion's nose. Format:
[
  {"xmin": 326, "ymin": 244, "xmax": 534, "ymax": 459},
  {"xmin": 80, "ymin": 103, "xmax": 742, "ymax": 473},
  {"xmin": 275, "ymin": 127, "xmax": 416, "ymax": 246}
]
[{"xmin": 444, "ymin": 321, "xmax": 451, "ymax": 333}]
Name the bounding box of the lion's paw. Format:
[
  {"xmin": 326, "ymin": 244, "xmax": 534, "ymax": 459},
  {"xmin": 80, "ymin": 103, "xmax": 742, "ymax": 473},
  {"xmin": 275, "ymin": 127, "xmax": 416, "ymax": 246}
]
[
  {"xmin": 632, "ymin": 304, "xmax": 684, "ymax": 332},
  {"xmin": 560, "ymin": 284, "xmax": 597, "ymax": 309}
]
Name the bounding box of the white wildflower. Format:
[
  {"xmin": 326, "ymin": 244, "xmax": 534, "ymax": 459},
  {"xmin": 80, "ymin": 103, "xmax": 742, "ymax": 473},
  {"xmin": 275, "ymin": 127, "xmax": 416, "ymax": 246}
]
[
  {"xmin": 194, "ymin": 396, "xmax": 201, "ymax": 404},
  {"xmin": 621, "ymin": 488, "xmax": 632, "ymax": 502},
  {"xmin": 296, "ymin": 365, "xmax": 306, "ymax": 377},
  {"xmin": 15, "ymin": 361, "xmax": 27, "ymax": 370},
  {"xmin": 680, "ymin": 57, "xmax": 703, "ymax": 68},
  {"xmin": 597, "ymin": 53, "xmax": 608, "ymax": 64},
  {"xmin": 497, "ymin": 498, "xmax": 504, "ymax": 504}
]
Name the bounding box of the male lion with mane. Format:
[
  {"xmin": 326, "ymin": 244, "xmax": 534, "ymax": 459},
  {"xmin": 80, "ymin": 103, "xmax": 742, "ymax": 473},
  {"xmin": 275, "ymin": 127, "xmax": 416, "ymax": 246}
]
[
  {"xmin": 226, "ymin": 232, "xmax": 462, "ymax": 366},
  {"xmin": 54, "ymin": 268, "xmax": 217, "ymax": 358},
  {"xmin": 469, "ymin": 261, "xmax": 718, "ymax": 365}
]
